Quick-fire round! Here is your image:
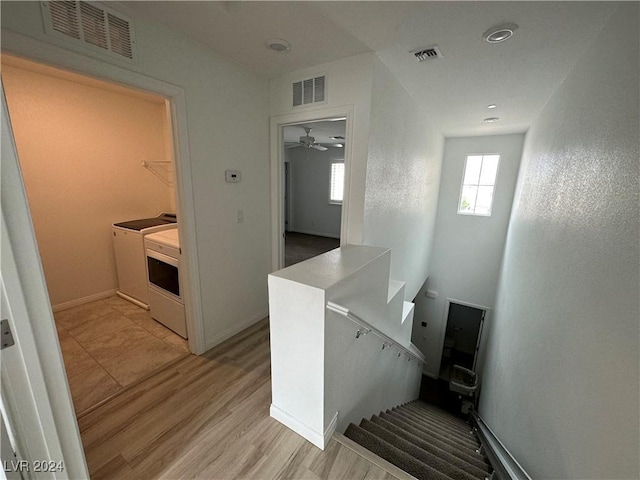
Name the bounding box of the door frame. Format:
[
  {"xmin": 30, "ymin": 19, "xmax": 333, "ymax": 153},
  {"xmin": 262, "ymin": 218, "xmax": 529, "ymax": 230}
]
[
  {"xmin": 2, "ymin": 84, "xmax": 88, "ymax": 478},
  {"xmin": 437, "ymin": 298, "xmax": 490, "ymax": 375},
  {"xmin": 269, "ymin": 105, "xmax": 354, "ymax": 271},
  {"xmin": 0, "ymin": 31, "xmax": 207, "ymax": 477},
  {"xmin": 1, "ymin": 33, "xmax": 205, "ymax": 356}
]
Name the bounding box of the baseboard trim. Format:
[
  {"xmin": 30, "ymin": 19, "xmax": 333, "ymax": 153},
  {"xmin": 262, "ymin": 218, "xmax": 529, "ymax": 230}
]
[
  {"xmin": 204, "ymin": 311, "xmax": 268, "ymax": 352},
  {"xmin": 270, "ymin": 404, "xmax": 326, "ymax": 449},
  {"xmin": 52, "ymin": 289, "xmax": 117, "ymax": 312},
  {"xmin": 324, "ymin": 411, "xmax": 339, "ymax": 446},
  {"xmin": 288, "ymin": 229, "xmax": 340, "ymax": 240},
  {"xmin": 471, "ymin": 410, "xmax": 533, "ymax": 480}
]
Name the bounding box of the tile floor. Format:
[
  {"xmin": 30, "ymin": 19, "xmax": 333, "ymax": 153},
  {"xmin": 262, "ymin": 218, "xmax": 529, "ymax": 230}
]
[{"xmin": 54, "ymin": 295, "xmax": 190, "ymax": 415}]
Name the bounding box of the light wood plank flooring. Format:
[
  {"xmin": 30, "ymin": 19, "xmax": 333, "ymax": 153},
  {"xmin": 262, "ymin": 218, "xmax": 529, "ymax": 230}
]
[{"xmin": 79, "ymin": 318, "xmax": 402, "ymax": 480}]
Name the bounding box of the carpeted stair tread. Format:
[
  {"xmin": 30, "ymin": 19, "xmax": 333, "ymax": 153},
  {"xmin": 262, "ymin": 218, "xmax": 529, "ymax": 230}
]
[
  {"xmin": 403, "ymin": 404, "xmax": 473, "ymax": 435},
  {"xmin": 344, "ymin": 424, "xmax": 454, "ymax": 480},
  {"xmin": 403, "ymin": 405, "xmax": 470, "ymax": 434},
  {"xmin": 380, "ymin": 412, "xmax": 489, "ymax": 469},
  {"xmin": 388, "ymin": 410, "xmax": 480, "ymax": 452},
  {"xmin": 370, "ymin": 415, "xmax": 490, "ymax": 477},
  {"xmin": 412, "ymin": 401, "xmax": 472, "ymax": 424},
  {"xmin": 393, "ymin": 408, "xmax": 480, "ymax": 447},
  {"xmin": 394, "ymin": 407, "xmax": 479, "ymax": 446},
  {"xmin": 359, "ymin": 419, "xmax": 483, "ymax": 480}
]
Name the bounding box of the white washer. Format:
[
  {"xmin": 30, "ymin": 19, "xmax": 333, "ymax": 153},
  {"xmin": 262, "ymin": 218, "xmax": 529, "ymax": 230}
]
[
  {"xmin": 112, "ymin": 213, "xmax": 177, "ymax": 309},
  {"xmin": 145, "ymin": 228, "xmax": 187, "ymax": 338}
]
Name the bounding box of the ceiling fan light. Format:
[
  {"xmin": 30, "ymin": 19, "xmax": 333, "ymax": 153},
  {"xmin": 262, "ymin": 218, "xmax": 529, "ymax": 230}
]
[{"xmin": 482, "ymin": 23, "xmax": 519, "ymax": 43}]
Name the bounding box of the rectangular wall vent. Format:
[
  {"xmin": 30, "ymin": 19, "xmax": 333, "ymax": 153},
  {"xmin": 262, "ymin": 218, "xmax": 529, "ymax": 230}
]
[
  {"xmin": 41, "ymin": 1, "xmax": 137, "ymax": 62},
  {"xmin": 292, "ymin": 75, "xmax": 326, "ymax": 107},
  {"xmin": 411, "ymin": 45, "xmax": 443, "ymax": 62}
]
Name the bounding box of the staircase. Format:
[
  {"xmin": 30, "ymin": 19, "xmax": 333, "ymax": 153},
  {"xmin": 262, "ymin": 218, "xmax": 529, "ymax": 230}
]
[{"xmin": 344, "ymin": 401, "xmax": 492, "ymax": 480}]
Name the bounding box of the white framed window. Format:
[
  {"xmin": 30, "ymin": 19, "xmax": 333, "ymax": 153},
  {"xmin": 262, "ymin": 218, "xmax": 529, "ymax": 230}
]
[
  {"xmin": 458, "ymin": 154, "xmax": 500, "ymax": 216},
  {"xmin": 329, "ymin": 161, "xmax": 345, "ymax": 205}
]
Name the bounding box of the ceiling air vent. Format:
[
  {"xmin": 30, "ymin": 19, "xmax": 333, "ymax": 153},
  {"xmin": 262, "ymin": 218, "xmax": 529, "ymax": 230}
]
[
  {"xmin": 41, "ymin": 1, "xmax": 137, "ymax": 62},
  {"xmin": 292, "ymin": 75, "xmax": 326, "ymax": 107},
  {"xmin": 411, "ymin": 45, "xmax": 443, "ymax": 62}
]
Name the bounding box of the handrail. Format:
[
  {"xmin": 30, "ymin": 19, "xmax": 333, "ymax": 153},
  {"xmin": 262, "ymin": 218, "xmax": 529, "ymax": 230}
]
[
  {"xmin": 470, "ymin": 409, "xmax": 533, "ymax": 480},
  {"xmin": 326, "ymin": 301, "xmax": 425, "ymax": 364}
]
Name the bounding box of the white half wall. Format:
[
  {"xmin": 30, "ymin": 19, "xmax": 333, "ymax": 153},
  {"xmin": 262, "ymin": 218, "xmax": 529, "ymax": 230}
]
[
  {"xmin": 478, "ymin": 4, "xmax": 639, "ymax": 478},
  {"xmin": 269, "ymin": 245, "xmax": 422, "ymax": 448},
  {"xmin": 413, "ymin": 134, "xmax": 524, "ymax": 377},
  {"xmin": 363, "ymin": 58, "xmax": 444, "ymax": 301},
  {"xmin": 286, "ymin": 146, "xmax": 343, "ymax": 238}
]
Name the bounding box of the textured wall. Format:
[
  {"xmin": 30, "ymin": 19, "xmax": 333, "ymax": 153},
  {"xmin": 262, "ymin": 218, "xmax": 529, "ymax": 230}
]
[
  {"xmin": 412, "ymin": 134, "xmax": 524, "ymax": 377},
  {"xmin": 478, "ymin": 4, "xmax": 639, "ymax": 478},
  {"xmin": 286, "ymin": 146, "xmax": 343, "ymax": 238},
  {"xmin": 363, "ymin": 58, "xmax": 443, "ymax": 300}
]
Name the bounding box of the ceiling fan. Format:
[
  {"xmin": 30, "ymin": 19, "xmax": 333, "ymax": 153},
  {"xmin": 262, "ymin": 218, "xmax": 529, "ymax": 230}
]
[{"xmin": 285, "ymin": 127, "xmax": 328, "ymax": 151}]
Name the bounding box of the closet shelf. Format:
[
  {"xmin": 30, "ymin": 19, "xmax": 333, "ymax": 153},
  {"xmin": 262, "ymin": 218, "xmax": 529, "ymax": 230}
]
[{"xmin": 142, "ymin": 160, "xmax": 173, "ymax": 187}]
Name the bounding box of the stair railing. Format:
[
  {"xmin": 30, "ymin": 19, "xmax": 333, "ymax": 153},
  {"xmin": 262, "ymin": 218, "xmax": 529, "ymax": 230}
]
[
  {"xmin": 326, "ymin": 301, "xmax": 425, "ymax": 364},
  {"xmin": 470, "ymin": 409, "xmax": 533, "ymax": 480}
]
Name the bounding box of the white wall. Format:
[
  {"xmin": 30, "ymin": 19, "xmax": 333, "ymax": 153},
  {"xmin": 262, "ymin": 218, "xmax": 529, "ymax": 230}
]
[
  {"xmin": 478, "ymin": 4, "xmax": 639, "ymax": 478},
  {"xmin": 413, "ymin": 134, "xmax": 524, "ymax": 377},
  {"xmin": 2, "ymin": 60, "xmax": 173, "ymax": 308},
  {"xmin": 363, "ymin": 58, "xmax": 444, "ymax": 301},
  {"xmin": 270, "ymin": 53, "xmax": 375, "ymax": 246},
  {"xmin": 271, "ymin": 55, "xmax": 443, "ymax": 300},
  {"xmin": 1, "ymin": 2, "xmax": 271, "ymax": 349},
  {"xmin": 286, "ymin": 146, "xmax": 343, "ymax": 238}
]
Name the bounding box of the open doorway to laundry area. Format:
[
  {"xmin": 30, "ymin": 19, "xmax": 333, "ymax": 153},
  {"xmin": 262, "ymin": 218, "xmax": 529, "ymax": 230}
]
[
  {"xmin": 282, "ymin": 119, "xmax": 346, "ymax": 267},
  {"xmin": 1, "ymin": 54, "xmax": 191, "ymax": 416}
]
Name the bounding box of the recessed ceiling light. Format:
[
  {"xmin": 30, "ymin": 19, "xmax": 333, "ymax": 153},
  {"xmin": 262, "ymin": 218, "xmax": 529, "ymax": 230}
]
[
  {"xmin": 266, "ymin": 38, "xmax": 291, "ymax": 52},
  {"xmin": 334, "ymin": 144, "xmax": 344, "ymax": 148},
  {"xmin": 484, "ymin": 117, "xmax": 500, "ymax": 123},
  {"xmin": 482, "ymin": 23, "xmax": 519, "ymax": 43},
  {"xmin": 487, "ymin": 104, "xmax": 497, "ymax": 109}
]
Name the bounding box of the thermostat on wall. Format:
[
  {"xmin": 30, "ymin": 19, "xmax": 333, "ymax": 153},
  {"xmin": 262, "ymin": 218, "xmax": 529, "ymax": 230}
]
[{"xmin": 225, "ymin": 170, "xmax": 241, "ymax": 183}]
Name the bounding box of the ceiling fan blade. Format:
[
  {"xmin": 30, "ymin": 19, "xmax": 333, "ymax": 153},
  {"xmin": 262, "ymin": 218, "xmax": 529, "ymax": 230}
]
[
  {"xmin": 311, "ymin": 144, "xmax": 328, "ymax": 151},
  {"xmin": 285, "ymin": 143, "xmax": 301, "ymax": 149}
]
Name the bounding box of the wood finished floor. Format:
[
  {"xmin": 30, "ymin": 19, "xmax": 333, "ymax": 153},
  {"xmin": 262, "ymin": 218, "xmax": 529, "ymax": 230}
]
[{"xmin": 79, "ymin": 318, "xmax": 401, "ymax": 480}]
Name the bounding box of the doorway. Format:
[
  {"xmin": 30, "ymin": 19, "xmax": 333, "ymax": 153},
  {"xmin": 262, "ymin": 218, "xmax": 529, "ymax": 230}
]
[
  {"xmin": 1, "ymin": 55, "xmax": 191, "ymax": 415},
  {"xmin": 282, "ymin": 119, "xmax": 345, "ymax": 267},
  {"xmin": 439, "ymin": 300, "xmax": 486, "ymax": 381}
]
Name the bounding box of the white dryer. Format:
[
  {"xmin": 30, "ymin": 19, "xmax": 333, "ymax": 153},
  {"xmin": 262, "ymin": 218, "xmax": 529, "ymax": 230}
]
[
  {"xmin": 112, "ymin": 213, "xmax": 177, "ymax": 309},
  {"xmin": 144, "ymin": 228, "xmax": 187, "ymax": 338}
]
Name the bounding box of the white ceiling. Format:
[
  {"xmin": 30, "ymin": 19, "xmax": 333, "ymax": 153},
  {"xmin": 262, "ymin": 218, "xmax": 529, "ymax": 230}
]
[{"xmin": 117, "ymin": 1, "xmax": 617, "ymax": 137}]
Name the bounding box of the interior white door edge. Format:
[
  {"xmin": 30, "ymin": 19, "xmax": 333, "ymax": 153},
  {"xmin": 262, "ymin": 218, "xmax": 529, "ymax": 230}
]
[{"xmin": 1, "ymin": 84, "xmax": 88, "ymax": 479}]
